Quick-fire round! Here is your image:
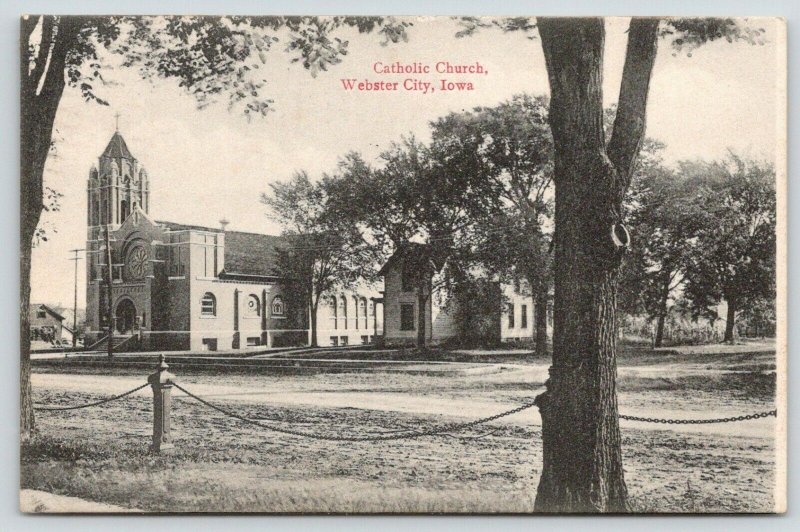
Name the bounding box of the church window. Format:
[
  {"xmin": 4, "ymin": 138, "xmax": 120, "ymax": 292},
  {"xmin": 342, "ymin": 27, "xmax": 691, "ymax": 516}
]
[
  {"xmin": 201, "ymin": 293, "xmax": 216, "ymax": 316},
  {"xmin": 360, "ymin": 298, "xmax": 368, "ymax": 328},
  {"xmin": 330, "ymin": 296, "xmax": 338, "ymax": 330},
  {"xmin": 339, "ymin": 296, "xmax": 347, "ymax": 328},
  {"xmin": 246, "ymin": 294, "xmax": 260, "ymax": 318},
  {"xmin": 271, "ymin": 296, "xmax": 285, "ymax": 316},
  {"xmin": 125, "ymin": 244, "xmax": 148, "ymax": 281},
  {"xmin": 508, "ymin": 303, "xmax": 515, "ymax": 329},
  {"xmin": 369, "ymin": 300, "xmax": 375, "ymax": 316},
  {"xmin": 521, "ymin": 305, "xmax": 528, "ymax": 329},
  {"xmin": 120, "ymin": 200, "xmax": 130, "ymax": 222}
]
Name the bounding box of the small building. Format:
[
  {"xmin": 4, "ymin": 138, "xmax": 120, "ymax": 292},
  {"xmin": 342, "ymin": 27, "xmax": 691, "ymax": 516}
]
[
  {"xmin": 379, "ymin": 244, "xmax": 440, "ymax": 346},
  {"xmin": 29, "ymin": 304, "xmax": 69, "ymax": 347},
  {"xmin": 380, "ymin": 245, "xmax": 540, "ymax": 346}
]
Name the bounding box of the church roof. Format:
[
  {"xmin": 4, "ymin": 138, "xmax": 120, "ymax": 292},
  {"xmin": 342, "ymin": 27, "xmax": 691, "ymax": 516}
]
[
  {"xmin": 102, "ymin": 131, "xmax": 135, "ymax": 160},
  {"xmin": 156, "ymin": 221, "xmax": 287, "ymax": 280}
]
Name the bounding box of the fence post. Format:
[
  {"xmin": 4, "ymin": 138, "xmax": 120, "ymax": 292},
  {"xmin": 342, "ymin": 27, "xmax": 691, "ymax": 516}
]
[{"xmin": 148, "ymin": 354, "xmax": 175, "ymax": 453}]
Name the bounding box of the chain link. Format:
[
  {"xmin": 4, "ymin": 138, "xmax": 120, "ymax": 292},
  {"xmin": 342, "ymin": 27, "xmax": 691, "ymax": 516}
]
[
  {"xmin": 34, "ymin": 382, "xmax": 150, "ymax": 411},
  {"xmin": 34, "ymin": 380, "xmax": 778, "ymax": 434},
  {"xmin": 619, "ymin": 409, "xmax": 777, "ymax": 424},
  {"xmin": 172, "ymin": 382, "xmax": 536, "ymax": 442}
]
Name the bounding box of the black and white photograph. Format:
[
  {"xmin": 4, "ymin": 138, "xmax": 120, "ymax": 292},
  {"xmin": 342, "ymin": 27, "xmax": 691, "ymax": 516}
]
[{"xmin": 18, "ymin": 13, "xmax": 786, "ymax": 514}]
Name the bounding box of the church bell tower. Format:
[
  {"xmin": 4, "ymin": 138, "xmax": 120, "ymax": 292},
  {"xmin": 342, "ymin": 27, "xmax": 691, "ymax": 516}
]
[{"xmin": 87, "ymin": 127, "xmax": 150, "ymax": 231}]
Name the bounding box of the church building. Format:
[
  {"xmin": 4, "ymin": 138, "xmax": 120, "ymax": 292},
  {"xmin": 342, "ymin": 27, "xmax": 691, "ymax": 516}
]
[{"xmin": 84, "ymin": 131, "xmax": 382, "ymax": 352}]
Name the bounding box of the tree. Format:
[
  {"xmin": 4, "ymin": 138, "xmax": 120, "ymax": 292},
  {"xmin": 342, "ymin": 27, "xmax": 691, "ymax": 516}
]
[
  {"xmin": 21, "ymin": 14, "xmax": 410, "ymax": 439},
  {"xmin": 452, "ymin": 16, "xmax": 765, "ymax": 512},
  {"xmin": 429, "ymin": 94, "xmax": 554, "ymax": 354},
  {"xmin": 682, "ymin": 156, "xmax": 776, "ymax": 343},
  {"xmin": 262, "ymin": 172, "xmax": 378, "ymax": 346},
  {"xmin": 532, "ymin": 17, "xmax": 767, "ymax": 513},
  {"xmin": 331, "ymin": 135, "xmax": 492, "ymax": 347},
  {"xmin": 619, "ymin": 157, "xmax": 708, "ymax": 347}
]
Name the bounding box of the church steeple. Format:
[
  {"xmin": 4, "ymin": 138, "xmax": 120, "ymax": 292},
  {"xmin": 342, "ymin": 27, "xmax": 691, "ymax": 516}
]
[
  {"xmin": 87, "ymin": 128, "xmax": 150, "ymax": 229},
  {"xmin": 101, "ymin": 131, "xmax": 135, "ymax": 160}
]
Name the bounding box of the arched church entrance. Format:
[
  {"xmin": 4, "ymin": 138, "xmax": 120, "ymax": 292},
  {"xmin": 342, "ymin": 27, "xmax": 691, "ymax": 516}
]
[{"xmin": 115, "ymin": 298, "xmax": 137, "ymax": 334}]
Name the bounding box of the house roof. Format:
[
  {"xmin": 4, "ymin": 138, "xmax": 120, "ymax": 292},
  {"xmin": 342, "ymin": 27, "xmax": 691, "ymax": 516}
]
[
  {"xmin": 30, "ymin": 304, "xmax": 65, "ymax": 321},
  {"xmin": 377, "ymin": 242, "xmax": 445, "ymax": 277},
  {"xmin": 156, "ymin": 221, "xmax": 287, "ymax": 280},
  {"xmin": 102, "ymin": 131, "xmax": 135, "ymax": 160}
]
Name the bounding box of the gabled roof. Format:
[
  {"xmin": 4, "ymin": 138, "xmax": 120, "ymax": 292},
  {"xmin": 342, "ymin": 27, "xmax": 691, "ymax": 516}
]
[
  {"xmin": 156, "ymin": 221, "xmax": 287, "ymax": 281},
  {"xmin": 378, "ymin": 242, "xmax": 446, "ymax": 277},
  {"xmin": 102, "ymin": 131, "xmax": 135, "ymax": 160},
  {"xmin": 30, "ymin": 304, "xmax": 65, "ymax": 321}
]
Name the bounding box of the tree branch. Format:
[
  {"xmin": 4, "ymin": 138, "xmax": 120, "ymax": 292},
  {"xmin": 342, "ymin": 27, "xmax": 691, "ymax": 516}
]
[{"xmin": 607, "ymin": 17, "xmax": 660, "ymax": 196}]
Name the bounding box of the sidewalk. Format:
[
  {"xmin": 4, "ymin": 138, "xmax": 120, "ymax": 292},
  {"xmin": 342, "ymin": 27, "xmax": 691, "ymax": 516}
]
[{"xmin": 20, "ymin": 489, "xmax": 140, "ymax": 513}]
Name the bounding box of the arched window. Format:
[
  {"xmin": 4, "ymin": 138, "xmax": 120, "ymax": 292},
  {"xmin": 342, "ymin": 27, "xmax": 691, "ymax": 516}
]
[
  {"xmin": 246, "ymin": 294, "xmax": 260, "ymax": 317},
  {"xmin": 271, "ymin": 296, "xmax": 285, "ymax": 316},
  {"xmin": 201, "ymin": 293, "xmax": 216, "ymax": 316},
  {"xmin": 339, "ymin": 296, "xmax": 347, "ymax": 329},
  {"xmin": 328, "ymin": 296, "xmax": 337, "ymax": 330},
  {"xmin": 120, "ymin": 200, "xmax": 130, "ymax": 222},
  {"xmin": 359, "ymin": 298, "xmax": 368, "ymax": 328}
]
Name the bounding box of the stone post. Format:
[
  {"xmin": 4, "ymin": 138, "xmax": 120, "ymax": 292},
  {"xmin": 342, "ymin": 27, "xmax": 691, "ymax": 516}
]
[{"xmin": 148, "ymin": 354, "xmax": 175, "ymax": 453}]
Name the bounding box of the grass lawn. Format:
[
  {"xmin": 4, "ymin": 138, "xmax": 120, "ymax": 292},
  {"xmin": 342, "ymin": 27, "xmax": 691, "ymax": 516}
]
[{"xmin": 22, "ymin": 343, "xmax": 777, "ymax": 513}]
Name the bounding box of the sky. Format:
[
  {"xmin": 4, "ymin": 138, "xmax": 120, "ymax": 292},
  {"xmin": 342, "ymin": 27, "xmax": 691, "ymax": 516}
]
[{"xmin": 30, "ymin": 16, "xmax": 784, "ymax": 308}]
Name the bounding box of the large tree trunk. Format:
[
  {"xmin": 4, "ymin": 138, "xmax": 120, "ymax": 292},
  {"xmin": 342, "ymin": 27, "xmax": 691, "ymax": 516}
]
[
  {"xmin": 20, "ymin": 16, "xmax": 79, "ymax": 439},
  {"xmin": 534, "ymin": 17, "xmax": 659, "ymax": 513},
  {"xmin": 534, "ymin": 288, "xmax": 548, "ymax": 356},
  {"xmin": 724, "ymin": 295, "xmax": 737, "ymax": 343}
]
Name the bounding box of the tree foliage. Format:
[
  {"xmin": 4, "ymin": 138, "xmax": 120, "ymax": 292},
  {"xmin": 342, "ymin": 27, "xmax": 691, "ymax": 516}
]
[
  {"xmin": 682, "ymin": 156, "xmax": 776, "ymax": 334},
  {"xmin": 262, "ymin": 171, "xmax": 378, "ymax": 346}
]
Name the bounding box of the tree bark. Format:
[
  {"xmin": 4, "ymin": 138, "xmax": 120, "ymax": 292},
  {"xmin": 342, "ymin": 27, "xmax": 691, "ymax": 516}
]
[
  {"xmin": 724, "ymin": 295, "xmax": 737, "ymax": 343},
  {"xmin": 534, "ymin": 288, "xmax": 548, "ymax": 356},
  {"xmin": 533, "ymin": 17, "xmax": 659, "ymax": 513},
  {"xmin": 654, "ymin": 275, "xmax": 671, "ymax": 348},
  {"xmin": 309, "ymin": 299, "xmax": 318, "ymax": 347},
  {"xmin": 20, "ymin": 16, "xmax": 80, "ymax": 439}
]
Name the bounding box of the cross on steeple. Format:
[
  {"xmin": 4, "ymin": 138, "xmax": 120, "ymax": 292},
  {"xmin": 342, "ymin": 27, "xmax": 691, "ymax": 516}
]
[{"xmin": 114, "ymin": 112, "xmax": 121, "ymax": 132}]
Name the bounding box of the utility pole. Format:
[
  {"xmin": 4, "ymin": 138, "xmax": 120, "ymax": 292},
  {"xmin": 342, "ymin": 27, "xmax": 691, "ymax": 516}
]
[
  {"xmin": 68, "ymin": 249, "xmax": 84, "ymax": 347},
  {"xmin": 104, "ymin": 225, "xmax": 114, "ymax": 358}
]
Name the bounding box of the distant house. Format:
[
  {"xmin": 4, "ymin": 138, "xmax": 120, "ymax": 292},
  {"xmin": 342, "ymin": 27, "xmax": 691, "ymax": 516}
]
[
  {"xmin": 379, "ymin": 243, "xmax": 440, "ymax": 346},
  {"xmin": 379, "ymin": 244, "xmax": 537, "ymax": 346},
  {"xmin": 29, "ymin": 304, "xmax": 72, "ymax": 346}
]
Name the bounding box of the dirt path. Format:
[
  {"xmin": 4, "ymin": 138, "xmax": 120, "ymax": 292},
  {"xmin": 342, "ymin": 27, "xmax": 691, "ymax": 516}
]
[{"xmin": 31, "ymin": 368, "xmax": 776, "ymax": 439}]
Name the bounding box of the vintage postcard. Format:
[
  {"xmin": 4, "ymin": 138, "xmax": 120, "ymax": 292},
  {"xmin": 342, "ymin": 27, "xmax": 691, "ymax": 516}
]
[{"xmin": 20, "ymin": 15, "xmax": 786, "ymax": 514}]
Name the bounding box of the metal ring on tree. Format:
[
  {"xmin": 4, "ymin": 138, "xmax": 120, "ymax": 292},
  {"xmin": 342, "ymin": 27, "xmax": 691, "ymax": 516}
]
[{"xmin": 611, "ymin": 223, "xmax": 630, "ymax": 250}]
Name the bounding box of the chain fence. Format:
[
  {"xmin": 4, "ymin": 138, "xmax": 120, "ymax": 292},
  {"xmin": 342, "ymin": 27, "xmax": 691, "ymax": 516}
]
[
  {"xmin": 619, "ymin": 410, "xmax": 777, "ymax": 424},
  {"xmin": 33, "ymin": 382, "xmax": 150, "ymax": 411},
  {"xmin": 33, "ymin": 379, "xmax": 778, "ymax": 441}
]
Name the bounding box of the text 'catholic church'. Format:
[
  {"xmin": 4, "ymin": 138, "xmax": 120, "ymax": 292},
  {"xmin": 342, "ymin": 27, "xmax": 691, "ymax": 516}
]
[{"xmin": 84, "ymin": 131, "xmax": 540, "ymax": 352}]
